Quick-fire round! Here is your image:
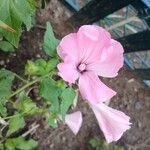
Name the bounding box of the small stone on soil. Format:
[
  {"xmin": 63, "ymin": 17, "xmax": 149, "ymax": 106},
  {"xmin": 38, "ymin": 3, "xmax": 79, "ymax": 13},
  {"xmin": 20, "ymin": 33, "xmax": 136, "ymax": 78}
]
[
  {"xmin": 0, "ymin": 60, "xmax": 5, "ymax": 66},
  {"xmin": 135, "ymin": 101, "xmax": 143, "ymax": 110}
]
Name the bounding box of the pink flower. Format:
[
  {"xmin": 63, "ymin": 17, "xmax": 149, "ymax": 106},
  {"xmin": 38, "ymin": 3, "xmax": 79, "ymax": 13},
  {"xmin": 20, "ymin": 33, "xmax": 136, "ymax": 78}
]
[
  {"xmin": 57, "ymin": 25, "xmax": 124, "ymax": 104},
  {"xmin": 58, "ymin": 25, "xmax": 131, "ymax": 143},
  {"xmin": 90, "ymin": 103, "xmax": 131, "ymax": 143}
]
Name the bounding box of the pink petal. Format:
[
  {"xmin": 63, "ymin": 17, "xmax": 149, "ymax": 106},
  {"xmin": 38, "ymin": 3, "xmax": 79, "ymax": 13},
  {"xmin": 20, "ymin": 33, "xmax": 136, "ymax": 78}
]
[
  {"xmin": 65, "ymin": 111, "xmax": 82, "ymax": 135},
  {"xmin": 57, "ymin": 33, "xmax": 79, "ymax": 63},
  {"xmin": 87, "ymin": 39, "xmax": 124, "ymax": 78},
  {"xmin": 57, "ymin": 62, "xmax": 79, "ymax": 83},
  {"xmin": 90, "ymin": 103, "xmax": 131, "ymax": 143},
  {"xmin": 79, "ymin": 71, "xmax": 116, "ymax": 103},
  {"xmin": 77, "ymin": 25, "xmax": 111, "ymax": 63}
]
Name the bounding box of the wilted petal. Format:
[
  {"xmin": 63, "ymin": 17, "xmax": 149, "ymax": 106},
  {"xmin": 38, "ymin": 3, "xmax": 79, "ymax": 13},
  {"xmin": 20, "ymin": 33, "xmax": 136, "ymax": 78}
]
[
  {"xmin": 77, "ymin": 25, "xmax": 111, "ymax": 63},
  {"xmin": 65, "ymin": 111, "xmax": 82, "ymax": 135},
  {"xmin": 87, "ymin": 39, "xmax": 124, "ymax": 78},
  {"xmin": 90, "ymin": 103, "xmax": 131, "ymax": 143},
  {"xmin": 57, "ymin": 62, "xmax": 79, "ymax": 83},
  {"xmin": 79, "ymin": 71, "xmax": 116, "ymax": 103}
]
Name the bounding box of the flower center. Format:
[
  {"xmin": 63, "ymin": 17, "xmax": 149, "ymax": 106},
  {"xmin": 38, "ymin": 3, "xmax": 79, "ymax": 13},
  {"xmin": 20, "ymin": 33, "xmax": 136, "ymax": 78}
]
[{"xmin": 78, "ymin": 63, "xmax": 86, "ymax": 72}]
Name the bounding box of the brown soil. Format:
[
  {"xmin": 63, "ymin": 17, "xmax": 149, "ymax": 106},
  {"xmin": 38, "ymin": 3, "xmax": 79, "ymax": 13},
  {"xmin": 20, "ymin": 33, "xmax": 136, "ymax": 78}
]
[{"xmin": 0, "ymin": 0, "xmax": 150, "ymax": 150}]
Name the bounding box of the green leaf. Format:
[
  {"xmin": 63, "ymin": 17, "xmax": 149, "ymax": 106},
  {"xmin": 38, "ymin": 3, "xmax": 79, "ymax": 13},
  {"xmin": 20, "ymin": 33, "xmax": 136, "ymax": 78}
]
[
  {"xmin": 17, "ymin": 93, "xmax": 39, "ymax": 115},
  {"xmin": 10, "ymin": 0, "xmax": 34, "ymax": 31},
  {"xmin": 4, "ymin": 139, "xmax": 14, "ymax": 150},
  {"xmin": 25, "ymin": 59, "xmax": 58, "ymax": 76},
  {"xmin": 47, "ymin": 113, "xmax": 58, "ymax": 128},
  {"xmin": 35, "ymin": 58, "xmax": 58, "ymax": 75},
  {"xmin": 89, "ymin": 138, "xmax": 99, "ymax": 148},
  {"xmin": 27, "ymin": 0, "xmax": 36, "ymax": 12},
  {"xmin": 0, "ymin": 41, "xmax": 15, "ymax": 52},
  {"xmin": 0, "ymin": 103, "xmax": 7, "ymax": 117},
  {"xmin": 49, "ymin": 97, "xmax": 59, "ymax": 113},
  {"xmin": 43, "ymin": 22, "xmax": 59, "ymax": 57},
  {"xmin": 7, "ymin": 114, "xmax": 25, "ymax": 135},
  {"xmin": 25, "ymin": 60, "xmax": 38, "ymax": 75},
  {"xmin": 0, "ymin": 69, "xmax": 15, "ymax": 101},
  {"xmin": 16, "ymin": 138, "xmax": 38, "ymax": 150},
  {"xmin": 56, "ymin": 80, "xmax": 67, "ymax": 89},
  {"xmin": 0, "ymin": 69, "xmax": 15, "ymax": 116},
  {"xmin": 88, "ymin": 138, "xmax": 125, "ymax": 150},
  {"xmin": 40, "ymin": 77, "xmax": 61, "ymax": 125},
  {"xmin": 0, "ymin": 143, "xmax": 4, "ymax": 150},
  {"xmin": 60, "ymin": 88, "xmax": 76, "ymax": 121},
  {"xmin": 35, "ymin": 59, "xmax": 47, "ymax": 67},
  {"xmin": 46, "ymin": 58, "xmax": 59, "ymax": 72},
  {"xmin": 0, "ymin": 0, "xmax": 36, "ymax": 47},
  {"xmin": 0, "ymin": 0, "xmax": 22, "ymax": 47},
  {"xmin": 35, "ymin": 59, "xmax": 47, "ymax": 76},
  {"xmin": 47, "ymin": 96, "xmax": 59, "ymax": 128},
  {"xmin": 5, "ymin": 137, "xmax": 38, "ymax": 150},
  {"xmin": 40, "ymin": 77, "xmax": 60, "ymax": 102}
]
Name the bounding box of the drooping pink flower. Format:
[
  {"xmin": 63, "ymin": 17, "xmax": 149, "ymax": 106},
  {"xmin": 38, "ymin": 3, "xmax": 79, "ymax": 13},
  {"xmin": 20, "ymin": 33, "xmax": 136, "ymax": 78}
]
[
  {"xmin": 57, "ymin": 25, "xmax": 124, "ymax": 104},
  {"xmin": 65, "ymin": 111, "xmax": 82, "ymax": 135},
  {"xmin": 64, "ymin": 103, "xmax": 131, "ymax": 142},
  {"xmin": 90, "ymin": 103, "xmax": 131, "ymax": 143}
]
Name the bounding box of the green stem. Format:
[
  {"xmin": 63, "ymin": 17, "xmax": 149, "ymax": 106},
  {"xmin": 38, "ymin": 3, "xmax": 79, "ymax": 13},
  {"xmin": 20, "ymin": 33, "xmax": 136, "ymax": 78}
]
[
  {"xmin": 4, "ymin": 113, "xmax": 21, "ymax": 120},
  {"xmin": 4, "ymin": 110, "xmax": 29, "ymax": 120},
  {"xmin": 14, "ymin": 73, "xmax": 28, "ymax": 83},
  {"xmin": 4, "ymin": 108, "xmax": 46, "ymax": 120},
  {"xmin": 8, "ymin": 78, "xmax": 40, "ymax": 99},
  {"xmin": 8, "ymin": 74, "xmax": 50, "ymax": 100}
]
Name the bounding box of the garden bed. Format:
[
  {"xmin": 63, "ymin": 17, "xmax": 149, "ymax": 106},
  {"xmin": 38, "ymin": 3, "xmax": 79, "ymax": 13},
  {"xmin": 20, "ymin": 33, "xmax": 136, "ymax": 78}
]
[{"xmin": 0, "ymin": 0, "xmax": 150, "ymax": 150}]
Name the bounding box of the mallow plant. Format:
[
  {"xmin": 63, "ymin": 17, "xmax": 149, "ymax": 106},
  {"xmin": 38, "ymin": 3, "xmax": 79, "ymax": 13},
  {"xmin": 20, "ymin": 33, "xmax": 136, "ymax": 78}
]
[{"xmin": 0, "ymin": 22, "xmax": 131, "ymax": 149}]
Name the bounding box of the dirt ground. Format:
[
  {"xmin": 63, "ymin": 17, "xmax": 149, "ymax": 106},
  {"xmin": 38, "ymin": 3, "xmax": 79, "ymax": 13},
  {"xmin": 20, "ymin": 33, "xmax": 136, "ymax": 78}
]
[{"xmin": 0, "ymin": 0, "xmax": 150, "ymax": 150}]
